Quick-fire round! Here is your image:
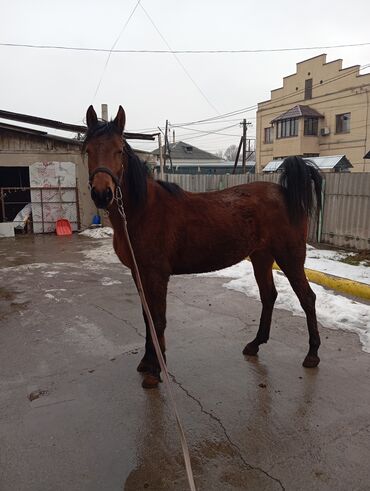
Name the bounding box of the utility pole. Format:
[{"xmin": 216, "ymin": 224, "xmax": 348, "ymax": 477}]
[
  {"xmin": 242, "ymin": 119, "xmax": 247, "ymax": 173},
  {"xmin": 101, "ymin": 104, "xmax": 108, "ymax": 122},
  {"xmin": 158, "ymin": 133, "xmax": 164, "ymax": 180},
  {"xmin": 164, "ymin": 120, "xmax": 168, "ymax": 166},
  {"xmin": 232, "ymin": 137, "xmax": 243, "ymax": 175}
]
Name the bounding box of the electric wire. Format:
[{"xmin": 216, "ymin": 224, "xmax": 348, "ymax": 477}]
[
  {"xmin": 1, "ymin": 41, "xmax": 370, "ymax": 54},
  {"xmin": 138, "ymin": 3, "xmax": 220, "ymax": 115},
  {"xmin": 91, "ymin": 0, "xmax": 141, "ymax": 102}
]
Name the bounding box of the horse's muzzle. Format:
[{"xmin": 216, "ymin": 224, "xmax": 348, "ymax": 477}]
[{"xmin": 91, "ymin": 187, "xmax": 113, "ymax": 209}]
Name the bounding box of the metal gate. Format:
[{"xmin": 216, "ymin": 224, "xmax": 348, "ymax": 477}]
[{"xmin": 0, "ymin": 186, "xmax": 80, "ymax": 233}]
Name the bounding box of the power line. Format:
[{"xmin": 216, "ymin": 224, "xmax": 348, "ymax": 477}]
[
  {"xmin": 91, "ymin": 0, "xmax": 141, "ymax": 102},
  {"xmin": 173, "ymin": 123, "xmax": 240, "ymax": 134},
  {"xmin": 1, "ymin": 41, "xmax": 370, "ymax": 54},
  {"xmin": 138, "ymin": 4, "xmax": 220, "ymax": 115}
]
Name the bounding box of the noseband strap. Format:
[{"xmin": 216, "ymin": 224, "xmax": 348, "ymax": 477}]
[{"xmin": 89, "ymin": 166, "xmax": 123, "ymax": 189}]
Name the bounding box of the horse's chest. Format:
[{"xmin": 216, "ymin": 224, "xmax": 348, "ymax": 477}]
[{"xmin": 113, "ymin": 237, "xmax": 132, "ymax": 269}]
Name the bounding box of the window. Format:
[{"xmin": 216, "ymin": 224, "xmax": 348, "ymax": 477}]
[
  {"xmin": 304, "ymin": 79, "xmax": 313, "ymax": 100},
  {"xmin": 336, "ymin": 113, "xmax": 351, "ymax": 133},
  {"xmin": 264, "ymin": 127, "xmax": 273, "ymax": 144},
  {"xmin": 276, "ymin": 118, "xmax": 298, "ymax": 139},
  {"xmin": 304, "ymin": 117, "xmax": 318, "ymax": 136}
]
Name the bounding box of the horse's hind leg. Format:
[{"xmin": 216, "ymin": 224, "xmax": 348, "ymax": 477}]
[
  {"xmin": 275, "ymin": 253, "xmax": 320, "ymax": 368},
  {"xmin": 243, "ymin": 251, "xmax": 277, "ymax": 356}
]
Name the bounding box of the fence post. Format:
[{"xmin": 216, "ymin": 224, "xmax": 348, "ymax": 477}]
[
  {"xmin": 0, "ymin": 189, "xmax": 5, "ymax": 221},
  {"xmin": 317, "ymin": 178, "xmax": 326, "ymax": 243}
]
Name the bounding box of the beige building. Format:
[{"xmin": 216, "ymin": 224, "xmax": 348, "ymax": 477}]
[{"xmin": 256, "ymin": 54, "xmax": 370, "ymax": 172}]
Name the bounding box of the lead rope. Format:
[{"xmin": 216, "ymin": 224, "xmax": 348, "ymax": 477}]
[{"xmin": 114, "ymin": 186, "xmax": 197, "ymax": 491}]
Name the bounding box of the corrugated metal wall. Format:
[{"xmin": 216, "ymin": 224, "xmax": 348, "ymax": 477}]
[
  {"xmin": 320, "ymin": 173, "xmax": 370, "ymax": 250},
  {"xmin": 159, "ymin": 172, "xmax": 370, "ymax": 250}
]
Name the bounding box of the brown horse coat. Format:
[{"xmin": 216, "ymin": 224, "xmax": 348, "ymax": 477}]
[{"xmin": 84, "ymin": 105, "xmax": 322, "ymax": 388}]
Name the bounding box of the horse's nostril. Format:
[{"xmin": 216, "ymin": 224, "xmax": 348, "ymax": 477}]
[
  {"xmin": 106, "ymin": 188, "xmax": 113, "ymax": 201},
  {"xmin": 91, "ymin": 187, "xmax": 114, "ymax": 209}
]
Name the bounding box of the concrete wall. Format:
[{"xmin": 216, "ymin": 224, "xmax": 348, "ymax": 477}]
[
  {"xmin": 0, "ymin": 131, "xmax": 95, "ymax": 229},
  {"xmin": 256, "ymin": 54, "xmax": 370, "ymax": 173}
]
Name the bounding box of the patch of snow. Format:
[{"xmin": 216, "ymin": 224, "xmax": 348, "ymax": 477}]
[
  {"xmin": 81, "ymin": 242, "xmax": 120, "ymax": 266},
  {"xmin": 43, "ymin": 271, "xmax": 60, "ymax": 277},
  {"xmin": 79, "ymin": 227, "xmax": 113, "ymax": 239},
  {"xmin": 101, "ymin": 277, "xmax": 122, "ymax": 286},
  {"xmin": 305, "ymin": 247, "xmax": 369, "ymax": 285},
  {"xmin": 201, "ymin": 260, "xmax": 370, "ymax": 354},
  {"xmin": 45, "ymin": 293, "xmax": 60, "ymax": 302}
]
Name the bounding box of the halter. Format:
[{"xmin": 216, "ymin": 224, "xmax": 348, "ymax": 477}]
[
  {"xmin": 87, "ymin": 140, "xmax": 126, "ymax": 196},
  {"xmin": 88, "ymin": 166, "xmax": 123, "ymax": 190}
]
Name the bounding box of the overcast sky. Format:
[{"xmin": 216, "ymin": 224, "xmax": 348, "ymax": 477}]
[{"xmin": 1, "ymin": 0, "xmax": 370, "ymax": 153}]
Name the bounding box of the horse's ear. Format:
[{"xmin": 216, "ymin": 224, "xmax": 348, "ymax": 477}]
[
  {"xmin": 86, "ymin": 105, "xmax": 98, "ymax": 128},
  {"xmin": 114, "ymin": 106, "xmax": 126, "ymax": 133}
]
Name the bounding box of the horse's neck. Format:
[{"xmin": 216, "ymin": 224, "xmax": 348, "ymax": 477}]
[{"xmin": 108, "ymin": 176, "xmax": 153, "ymax": 232}]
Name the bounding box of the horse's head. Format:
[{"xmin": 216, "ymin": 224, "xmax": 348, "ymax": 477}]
[{"xmin": 83, "ymin": 105, "xmax": 126, "ymax": 209}]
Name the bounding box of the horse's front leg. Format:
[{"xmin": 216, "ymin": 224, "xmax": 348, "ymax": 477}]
[{"xmin": 134, "ymin": 270, "xmax": 169, "ymax": 389}]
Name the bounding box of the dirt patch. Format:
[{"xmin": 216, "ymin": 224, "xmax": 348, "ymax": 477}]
[
  {"xmin": 339, "ymin": 250, "xmax": 370, "ymax": 267},
  {"xmin": 0, "ymin": 287, "xmax": 16, "ymax": 301}
]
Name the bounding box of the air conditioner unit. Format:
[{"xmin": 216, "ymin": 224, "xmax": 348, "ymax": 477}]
[{"xmin": 320, "ymin": 127, "xmax": 330, "ymax": 136}]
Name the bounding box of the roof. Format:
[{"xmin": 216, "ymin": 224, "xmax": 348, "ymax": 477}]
[
  {"xmin": 0, "ymin": 122, "xmax": 82, "ymax": 146},
  {"xmin": 271, "ymin": 105, "xmax": 324, "ymax": 123},
  {"xmin": 0, "ymin": 109, "xmax": 156, "ymax": 141},
  {"xmin": 152, "ymin": 141, "xmax": 220, "ymax": 161},
  {"xmin": 263, "ymin": 155, "xmax": 353, "ymax": 172}
]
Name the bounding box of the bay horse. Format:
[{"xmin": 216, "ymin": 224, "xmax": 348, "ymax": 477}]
[{"xmin": 83, "ymin": 105, "xmax": 323, "ymax": 389}]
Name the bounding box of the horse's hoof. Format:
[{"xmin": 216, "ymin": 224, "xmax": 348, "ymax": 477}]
[
  {"xmin": 137, "ymin": 359, "xmax": 152, "ymax": 373},
  {"xmin": 302, "ymin": 354, "xmax": 320, "ymax": 368},
  {"xmin": 142, "ymin": 373, "xmax": 160, "ymax": 389},
  {"xmin": 243, "ymin": 343, "xmax": 259, "ymax": 356}
]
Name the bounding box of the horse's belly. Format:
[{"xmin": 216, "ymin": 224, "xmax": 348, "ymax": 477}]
[{"xmin": 172, "ymin": 247, "xmax": 252, "ymax": 275}]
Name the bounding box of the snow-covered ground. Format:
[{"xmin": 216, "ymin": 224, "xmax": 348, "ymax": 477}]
[
  {"xmin": 201, "ymin": 261, "xmax": 370, "ymax": 354},
  {"xmin": 305, "ymin": 245, "xmax": 369, "ymax": 285},
  {"xmin": 79, "ymin": 227, "xmax": 113, "ymax": 239},
  {"xmin": 80, "ymin": 228, "xmax": 370, "ymax": 353}
]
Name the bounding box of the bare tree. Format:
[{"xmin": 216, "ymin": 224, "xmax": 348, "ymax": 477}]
[
  {"xmin": 224, "ymin": 144, "xmax": 238, "ymax": 161},
  {"xmin": 214, "ymin": 150, "xmax": 224, "ymax": 159}
]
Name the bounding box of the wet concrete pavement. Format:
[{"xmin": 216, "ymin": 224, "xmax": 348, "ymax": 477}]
[{"xmin": 0, "ymin": 234, "xmax": 369, "ymax": 491}]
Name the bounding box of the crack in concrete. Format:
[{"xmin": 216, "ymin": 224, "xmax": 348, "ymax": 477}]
[
  {"xmin": 169, "ymin": 372, "xmax": 285, "ymax": 491},
  {"xmin": 93, "ymin": 304, "xmax": 145, "ymax": 339}
]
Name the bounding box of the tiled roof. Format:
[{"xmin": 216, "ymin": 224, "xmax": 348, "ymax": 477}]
[
  {"xmin": 152, "ymin": 141, "xmax": 220, "ymax": 161},
  {"xmin": 271, "ymin": 105, "xmax": 324, "ymax": 123}
]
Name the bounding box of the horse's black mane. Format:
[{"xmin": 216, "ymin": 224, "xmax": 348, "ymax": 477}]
[
  {"xmin": 82, "ymin": 120, "xmax": 121, "ymax": 154},
  {"xmin": 156, "ymin": 180, "xmax": 183, "ymax": 195},
  {"xmin": 82, "ymin": 120, "xmax": 183, "ymax": 207}
]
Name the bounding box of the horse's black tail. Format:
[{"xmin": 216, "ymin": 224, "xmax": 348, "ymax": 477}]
[{"xmin": 279, "ymin": 156, "xmax": 322, "ymax": 225}]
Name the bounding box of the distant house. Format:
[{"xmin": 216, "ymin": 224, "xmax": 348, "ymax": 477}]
[{"xmin": 152, "ymin": 140, "xmax": 255, "ymax": 174}]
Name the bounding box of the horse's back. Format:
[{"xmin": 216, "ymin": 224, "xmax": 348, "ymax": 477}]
[{"xmin": 166, "ymin": 181, "xmax": 296, "ymax": 274}]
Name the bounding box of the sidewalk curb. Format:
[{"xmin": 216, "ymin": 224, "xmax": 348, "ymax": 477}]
[{"xmin": 271, "ymin": 263, "xmax": 370, "ymax": 301}]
